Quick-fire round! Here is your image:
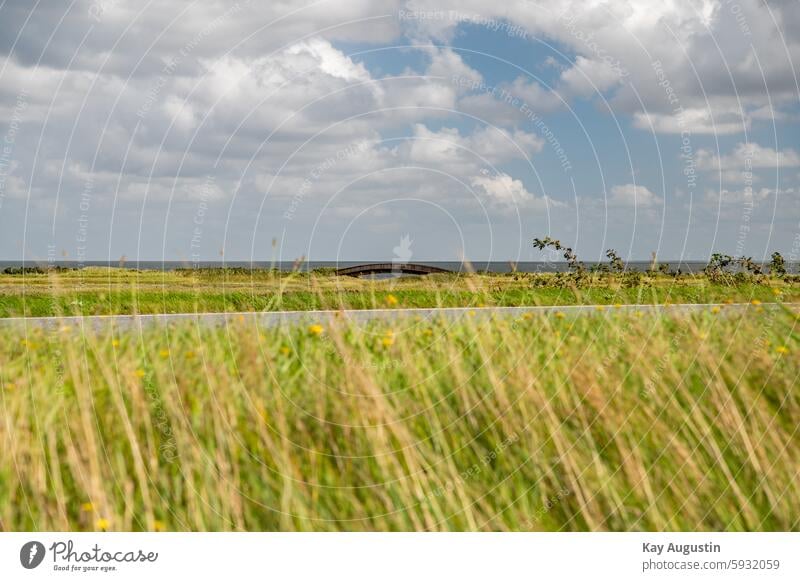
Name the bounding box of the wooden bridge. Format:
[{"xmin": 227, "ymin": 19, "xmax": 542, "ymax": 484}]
[{"xmin": 335, "ymin": 262, "xmax": 452, "ymax": 277}]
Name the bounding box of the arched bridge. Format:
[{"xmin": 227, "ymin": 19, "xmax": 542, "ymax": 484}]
[{"xmin": 336, "ymin": 263, "xmax": 452, "ymax": 277}]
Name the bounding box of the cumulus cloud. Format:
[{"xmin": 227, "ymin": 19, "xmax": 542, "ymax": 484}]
[
  {"xmin": 559, "ymin": 56, "xmax": 626, "ymax": 97},
  {"xmin": 425, "ymin": 47, "xmax": 483, "ymax": 92},
  {"xmin": 0, "ymin": 0, "xmax": 404, "ymax": 73},
  {"xmin": 406, "ymin": 0, "xmax": 800, "ymax": 133},
  {"xmin": 633, "ymin": 107, "xmax": 750, "ymax": 135},
  {"xmin": 609, "ymin": 183, "xmax": 662, "ymax": 207},
  {"xmin": 470, "ymin": 172, "xmax": 560, "ymax": 210},
  {"xmin": 404, "ymin": 124, "xmax": 542, "ymax": 166},
  {"xmin": 1, "ymin": 0, "xmax": 797, "ymax": 260},
  {"xmin": 696, "ymin": 142, "xmax": 800, "ymax": 171}
]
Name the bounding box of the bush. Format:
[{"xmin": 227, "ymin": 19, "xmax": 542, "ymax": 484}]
[
  {"xmin": 3, "ymin": 266, "xmax": 45, "ymax": 275},
  {"xmin": 770, "ymin": 252, "xmax": 787, "ymax": 276}
]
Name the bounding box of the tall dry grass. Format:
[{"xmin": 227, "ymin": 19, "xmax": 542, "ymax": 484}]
[{"xmin": 0, "ymin": 306, "xmax": 798, "ymax": 531}]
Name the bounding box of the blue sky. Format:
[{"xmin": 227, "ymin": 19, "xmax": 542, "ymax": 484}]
[{"xmin": 1, "ymin": 1, "xmax": 798, "ymax": 263}]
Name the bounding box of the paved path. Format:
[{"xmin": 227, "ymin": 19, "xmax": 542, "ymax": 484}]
[{"xmin": 0, "ymin": 302, "xmax": 793, "ymax": 330}]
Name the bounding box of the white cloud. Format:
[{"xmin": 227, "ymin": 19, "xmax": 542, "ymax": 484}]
[
  {"xmin": 454, "ymin": 75, "xmax": 564, "ymax": 129},
  {"xmin": 560, "ymin": 56, "xmax": 625, "ymax": 97},
  {"xmin": 119, "ymin": 178, "xmax": 227, "ymax": 202},
  {"xmin": 633, "ymin": 107, "xmax": 749, "ymax": 135},
  {"xmin": 406, "ymin": 0, "xmax": 800, "ymax": 133},
  {"xmin": 470, "ymin": 172, "xmax": 559, "ymax": 210},
  {"xmin": 703, "ymin": 186, "xmax": 775, "ymax": 206},
  {"xmin": 0, "ymin": 1, "xmax": 404, "ymax": 75},
  {"xmin": 609, "ymin": 183, "xmax": 662, "ymax": 207},
  {"xmin": 405, "ymin": 124, "xmax": 543, "ymax": 167},
  {"xmin": 503, "ymin": 77, "xmax": 563, "ymax": 112},
  {"xmin": 425, "ymin": 47, "xmax": 482, "ymax": 92},
  {"xmin": 696, "ymin": 143, "xmax": 800, "ymax": 171},
  {"xmin": 285, "ymin": 38, "xmax": 372, "ymax": 83},
  {"xmin": 471, "ymin": 173, "xmax": 527, "ymax": 202},
  {"xmin": 2, "ymin": 0, "xmax": 798, "ymax": 259}
]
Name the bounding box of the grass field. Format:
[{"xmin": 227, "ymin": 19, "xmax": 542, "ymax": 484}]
[
  {"xmin": 1, "ymin": 305, "xmax": 798, "ymax": 531},
  {"xmin": 0, "ymin": 267, "xmax": 797, "ymax": 317}
]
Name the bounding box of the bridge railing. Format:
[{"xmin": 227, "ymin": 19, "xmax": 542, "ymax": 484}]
[{"xmin": 335, "ymin": 263, "xmax": 452, "ymax": 277}]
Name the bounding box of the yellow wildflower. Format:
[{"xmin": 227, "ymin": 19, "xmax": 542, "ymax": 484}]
[
  {"xmin": 111, "ymin": 339, "xmax": 120, "ymax": 347},
  {"xmin": 751, "ymin": 299, "xmax": 762, "ymax": 306},
  {"xmin": 80, "ymin": 502, "xmax": 94, "ymax": 513},
  {"xmin": 772, "ymin": 288, "xmax": 782, "ymax": 296},
  {"xmin": 280, "ymin": 346, "xmax": 291, "ymax": 356},
  {"xmin": 710, "ymin": 306, "xmax": 721, "ymax": 314},
  {"xmin": 185, "ymin": 351, "xmax": 195, "ymax": 360},
  {"xmin": 724, "ymin": 298, "xmax": 734, "ymax": 305},
  {"xmin": 776, "ymin": 346, "xmax": 789, "ymax": 355},
  {"xmin": 595, "ymin": 305, "xmax": 605, "ymax": 312},
  {"xmin": 613, "ymin": 303, "xmax": 622, "ymax": 309},
  {"xmin": 95, "ymin": 518, "xmax": 110, "ymax": 531},
  {"xmin": 308, "ymin": 324, "xmax": 324, "ymax": 336},
  {"xmin": 554, "ymin": 311, "xmax": 565, "ymax": 319},
  {"xmin": 135, "ymin": 369, "xmax": 146, "ymax": 378},
  {"xmin": 385, "ymin": 294, "xmax": 399, "ymax": 306},
  {"xmin": 153, "ymin": 520, "xmax": 166, "ymax": 532},
  {"xmin": 159, "ymin": 349, "xmax": 170, "ymax": 358}
]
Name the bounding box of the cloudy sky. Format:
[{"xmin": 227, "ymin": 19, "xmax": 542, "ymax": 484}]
[{"xmin": 0, "ymin": 0, "xmax": 798, "ymax": 263}]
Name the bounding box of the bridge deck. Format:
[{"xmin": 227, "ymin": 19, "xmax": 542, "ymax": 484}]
[{"xmin": 336, "ymin": 263, "xmax": 452, "ymax": 277}]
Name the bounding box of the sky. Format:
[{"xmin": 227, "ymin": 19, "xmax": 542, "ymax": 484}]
[{"xmin": 0, "ymin": 0, "xmax": 798, "ymax": 264}]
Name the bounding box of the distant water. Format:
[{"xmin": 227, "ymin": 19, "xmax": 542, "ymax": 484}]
[{"xmin": 2, "ymin": 260, "xmax": 796, "ymax": 274}]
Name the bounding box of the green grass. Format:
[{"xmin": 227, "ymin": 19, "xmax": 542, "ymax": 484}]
[
  {"xmin": 1, "ymin": 306, "xmax": 798, "ymax": 531},
  {"xmin": 0, "ymin": 267, "xmax": 796, "ymax": 317}
]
